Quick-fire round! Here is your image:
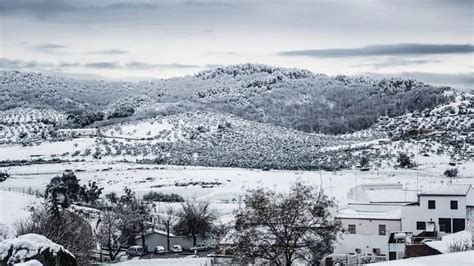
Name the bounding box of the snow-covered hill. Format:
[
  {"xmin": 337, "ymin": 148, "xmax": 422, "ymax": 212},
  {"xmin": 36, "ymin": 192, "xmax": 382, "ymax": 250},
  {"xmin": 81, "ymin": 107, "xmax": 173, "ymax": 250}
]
[{"xmin": 0, "ymin": 65, "xmax": 452, "ymax": 134}]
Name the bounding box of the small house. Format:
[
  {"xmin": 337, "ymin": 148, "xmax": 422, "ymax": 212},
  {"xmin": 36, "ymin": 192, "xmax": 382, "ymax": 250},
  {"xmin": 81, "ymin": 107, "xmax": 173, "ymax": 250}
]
[
  {"xmin": 57, "ymin": 128, "xmax": 100, "ymax": 138},
  {"xmin": 135, "ymin": 229, "xmax": 209, "ymax": 252}
]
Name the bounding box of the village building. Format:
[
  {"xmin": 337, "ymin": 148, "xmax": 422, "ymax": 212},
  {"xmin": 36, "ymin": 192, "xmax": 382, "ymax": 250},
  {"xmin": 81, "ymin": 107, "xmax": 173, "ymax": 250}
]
[
  {"xmin": 330, "ymin": 183, "xmax": 474, "ymax": 264},
  {"xmin": 347, "ymin": 183, "xmax": 417, "ymax": 204},
  {"xmin": 334, "ymin": 203, "xmax": 402, "ymax": 259},
  {"xmin": 135, "ymin": 229, "xmax": 210, "ymax": 252},
  {"xmin": 401, "ymin": 184, "xmax": 474, "ymax": 236},
  {"xmin": 57, "ymin": 128, "xmax": 100, "ymax": 138}
]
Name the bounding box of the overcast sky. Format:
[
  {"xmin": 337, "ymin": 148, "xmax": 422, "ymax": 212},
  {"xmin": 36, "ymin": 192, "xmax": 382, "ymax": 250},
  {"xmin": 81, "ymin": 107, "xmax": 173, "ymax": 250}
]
[{"xmin": 0, "ymin": 0, "xmax": 472, "ymax": 88}]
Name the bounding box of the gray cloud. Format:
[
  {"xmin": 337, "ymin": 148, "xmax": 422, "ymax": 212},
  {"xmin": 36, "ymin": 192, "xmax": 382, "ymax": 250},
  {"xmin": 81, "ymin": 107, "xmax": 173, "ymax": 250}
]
[
  {"xmin": 58, "ymin": 62, "xmax": 81, "ymax": 68},
  {"xmin": 0, "ymin": 58, "xmax": 82, "ymax": 70},
  {"xmin": 0, "ymin": 58, "xmax": 53, "ymax": 69},
  {"xmin": 87, "ymin": 49, "xmax": 129, "ymax": 55},
  {"xmin": 30, "ymin": 43, "xmax": 66, "ymax": 53},
  {"xmin": 125, "ymin": 61, "xmax": 200, "ymax": 70},
  {"xmin": 84, "ymin": 62, "xmax": 121, "ymax": 69},
  {"xmin": 358, "ymin": 57, "xmax": 441, "ymax": 70},
  {"xmin": 0, "ymin": 0, "xmax": 159, "ymax": 18},
  {"xmin": 279, "ymin": 44, "xmax": 474, "ymax": 58},
  {"xmin": 0, "ymin": 57, "xmax": 202, "ymax": 71}
]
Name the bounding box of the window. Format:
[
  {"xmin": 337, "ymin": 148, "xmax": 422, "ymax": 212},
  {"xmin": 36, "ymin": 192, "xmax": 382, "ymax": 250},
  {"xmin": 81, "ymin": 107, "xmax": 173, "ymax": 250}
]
[
  {"xmin": 379, "ymin": 224, "xmax": 386, "ymax": 235},
  {"xmin": 417, "ymin": 221, "xmax": 426, "ymax": 230},
  {"xmin": 428, "ymin": 200, "xmax": 436, "ymax": 209},
  {"xmin": 348, "ymin": 224, "xmax": 356, "ymax": 234},
  {"xmin": 450, "ymin": 200, "xmax": 458, "ymax": 210},
  {"xmin": 439, "ymin": 218, "xmax": 452, "ymax": 233}
]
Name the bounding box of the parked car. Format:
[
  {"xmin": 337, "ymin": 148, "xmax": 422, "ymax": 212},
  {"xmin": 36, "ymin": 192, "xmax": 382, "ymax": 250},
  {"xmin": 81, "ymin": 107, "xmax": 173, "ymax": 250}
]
[
  {"xmin": 190, "ymin": 243, "xmax": 210, "ymax": 252},
  {"xmin": 126, "ymin": 245, "xmax": 145, "ymax": 257},
  {"xmin": 171, "ymin": 245, "xmax": 183, "ymax": 253},
  {"xmin": 154, "ymin": 246, "xmax": 165, "ymax": 254}
]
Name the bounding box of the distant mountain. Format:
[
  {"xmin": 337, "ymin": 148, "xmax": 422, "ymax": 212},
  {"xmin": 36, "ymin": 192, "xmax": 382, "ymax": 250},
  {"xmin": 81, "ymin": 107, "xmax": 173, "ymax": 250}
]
[
  {"xmin": 0, "ymin": 67, "xmax": 471, "ymax": 170},
  {"xmin": 0, "ymin": 64, "xmax": 455, "ymax": 134}
]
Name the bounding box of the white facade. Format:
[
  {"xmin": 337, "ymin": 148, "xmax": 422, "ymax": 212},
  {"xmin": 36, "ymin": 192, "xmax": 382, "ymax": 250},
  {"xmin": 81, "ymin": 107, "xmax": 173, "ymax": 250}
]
[
  {"xmin": 401, "ymin": 184, "xmax": 473, "ymax": 235},
  {"xmin": 334, "ymin": 234, "xmax": 390, "ymax": 256},
  {"xmin": 334, "ymin": 183, "xmax": 474, "ymax": 262},
  {"xmin": 347, "ymin": 183, "xmax": 417, "ymax": 204},
  {"xmin": 335, "ymin": 204, "xmax": 402, "ymax": 257},
  {"xmin": 57, "ymin": 128, "xmax": 100, "ymax": 138},
  {"xmin": 339, "ymin": 218, "xmax": 401, "ymax": 236}
]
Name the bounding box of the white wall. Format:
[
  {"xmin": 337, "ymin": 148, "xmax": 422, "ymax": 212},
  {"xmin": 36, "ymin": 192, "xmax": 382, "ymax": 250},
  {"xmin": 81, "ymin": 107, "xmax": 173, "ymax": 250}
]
[
  {"xmin": 136, "ymin": 233, "xmax": 208, "ymax": 251},
  {"xmin": 401, "ymin": 195, "xmax": 467, "ymax": 234},
  {"xmin": 339, "ymin": 218, "xmax": 401, "ymax": 236},
  {"xmin": 334, "ymin": 234, "xmax": 390, "ymax": 256}
]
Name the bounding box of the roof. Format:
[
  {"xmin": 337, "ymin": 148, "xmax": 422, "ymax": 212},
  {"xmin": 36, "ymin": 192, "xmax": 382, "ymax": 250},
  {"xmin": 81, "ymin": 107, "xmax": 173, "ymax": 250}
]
[
  {"xmin": 335, "ymin": 204, "xmax": 402, "ymax": 220},
  {"xmin": 364, "ymin": 188, "xmax": 417, "ymax": 203},
  {"xmin": 418, "ymin": 184, "xmax": 471, "ymax": 196},
  {"xmin": 349, "ymin": 183, "xmax": 417, "ymax": 203},
  {"xmin": 136, "ymin": 229, "xmax": 176, "ymax": 239}
]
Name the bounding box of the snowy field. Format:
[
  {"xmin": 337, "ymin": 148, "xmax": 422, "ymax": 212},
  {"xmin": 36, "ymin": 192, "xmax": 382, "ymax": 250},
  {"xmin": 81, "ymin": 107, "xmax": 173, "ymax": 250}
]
[{"xmin": 1, "ymin": 159, "xmax": 473, "ymax": 225}]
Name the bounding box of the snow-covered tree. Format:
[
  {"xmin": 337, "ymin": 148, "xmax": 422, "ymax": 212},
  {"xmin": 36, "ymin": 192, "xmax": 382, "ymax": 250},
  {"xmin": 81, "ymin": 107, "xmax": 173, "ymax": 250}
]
[{"xmin": 232, "ymin": 181, "xmax": 341, "ymax": 265}]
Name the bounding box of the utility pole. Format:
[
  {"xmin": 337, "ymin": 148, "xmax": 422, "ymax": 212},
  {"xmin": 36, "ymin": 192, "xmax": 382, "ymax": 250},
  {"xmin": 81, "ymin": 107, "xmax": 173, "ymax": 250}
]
[
  {"xmin": 166, "ymin": 220, "xmax": 170, "ymax": 252},
  {"xmin": 416, "ymin": 143, "xmax": 419, "ymax": 192}
]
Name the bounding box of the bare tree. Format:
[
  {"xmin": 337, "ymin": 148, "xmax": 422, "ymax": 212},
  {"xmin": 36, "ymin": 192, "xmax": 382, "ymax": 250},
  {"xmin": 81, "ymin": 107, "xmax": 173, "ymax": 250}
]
[
  {"xmin": 96, "ymin": 209, "xmax": 131, "ymax": 261},
  {"xmin": 173, "ymin": 200, "xmax": 216, "ymax": 246},
  {"xmin": 96, "ymin": 187, "xmax": 152, "ymax": 259},
  {"xmin": 232, "ymin": 181, "xmax": 341, "ymax": 265}
]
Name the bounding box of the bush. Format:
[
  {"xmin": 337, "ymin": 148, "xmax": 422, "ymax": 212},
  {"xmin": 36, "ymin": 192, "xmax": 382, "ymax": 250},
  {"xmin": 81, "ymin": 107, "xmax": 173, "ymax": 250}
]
[
  {"xmin": 444, "ymin": 168, "xmax": 458, "ymax": 178},
  {"xmin": 0, "ymin": 171, "xmax": 9, "ymax": 182},
  {"xmin": 143, "ymin": 191, "xmax": 184, "ymax": 202},
  {"xmin": 397, "ymin": 152, "xmax": 414, "ymax": 168}
]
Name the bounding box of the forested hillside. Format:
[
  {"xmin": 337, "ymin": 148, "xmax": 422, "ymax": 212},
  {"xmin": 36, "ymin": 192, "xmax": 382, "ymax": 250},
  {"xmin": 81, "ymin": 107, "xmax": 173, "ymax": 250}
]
[{"xmin": 0, "ymin": 64, "xmax": 451, "ymax": 134}]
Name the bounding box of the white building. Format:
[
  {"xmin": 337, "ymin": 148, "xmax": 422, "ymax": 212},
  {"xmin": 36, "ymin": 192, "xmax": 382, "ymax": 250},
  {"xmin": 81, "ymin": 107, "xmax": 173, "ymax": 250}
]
[
  {"xmin": 401, "ymin": 184, "xmax": 474, "ymax": 236},
  {"xmin": 347, "ymin": 183, "xmax": 417, "ymax": 204},
  {"xmin": 332, "ymin": 183, "xmax": 474, "ymax": 263},
  {"xmin": 57, "ymin": 128, "xmax": 100, "ymax": 138},
  {"xmin": 135, "ymin": 229, "xmax": 210, "ymax": 251},
  {"xmin": 334, "ymin": 203, "xmax": 402, "ymax": 258}
]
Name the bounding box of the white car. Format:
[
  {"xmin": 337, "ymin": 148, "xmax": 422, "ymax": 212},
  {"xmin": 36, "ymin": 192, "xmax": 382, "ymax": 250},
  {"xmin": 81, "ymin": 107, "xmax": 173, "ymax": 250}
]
[
  {"xmin": 154, "ymin": 246, "xmax": 165, "ymax": 254},
  {"xmin": 126, "ymin": 245, "xmax": 145, "ymax": 257},
  {"xmin": 171, "ymin": 245, "xmax": 183, "ymax": 253},
  {"xmin": 190, "ymin": 243, "xmax": 211, "ymax": 252}
]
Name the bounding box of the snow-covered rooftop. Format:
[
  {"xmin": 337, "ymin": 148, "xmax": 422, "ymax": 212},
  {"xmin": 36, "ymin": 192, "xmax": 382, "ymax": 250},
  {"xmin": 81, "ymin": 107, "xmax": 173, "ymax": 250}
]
[
  {"xmin": 364, "ymin": 189, "xmax": 417, "ymax": 203},
  {"xmin": 138, "ymin": 228, "xmax": 176, "ymax": 239},
  {"xmin": 419, "ymin": 184, "xmax": 471, "ymax": 196},
  {"xmin": 336, "ymin": 204, "xmax": 402, "ymax": 220},
  {"xmin": 348, "ymin": 183, "xmax": 418, "ymax": 204}
]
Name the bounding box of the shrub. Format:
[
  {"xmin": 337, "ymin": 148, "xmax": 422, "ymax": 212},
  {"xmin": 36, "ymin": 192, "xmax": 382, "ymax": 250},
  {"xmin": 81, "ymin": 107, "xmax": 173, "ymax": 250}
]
[
  {"xmin": 143, "ymin": 191, "xmax": 184, "ymax": 202},
  {"xmin": 0, "ymin": 171, "xmax": 9, "ymax": 182},
  {"xmin": 444, "ymin": 168, "xmax": 459, "ymax": 178},
  {"xmin": 397, "ymin": 152, "xmax": 414, "ymax": 168}
]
